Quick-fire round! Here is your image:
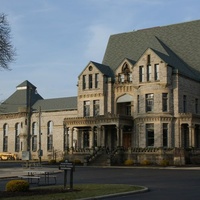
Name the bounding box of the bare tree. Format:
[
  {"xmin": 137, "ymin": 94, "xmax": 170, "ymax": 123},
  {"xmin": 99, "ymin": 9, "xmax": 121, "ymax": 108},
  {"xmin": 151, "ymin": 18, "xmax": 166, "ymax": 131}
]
[{"xmin": 0, "ymin": 13, "xmax": 16, "ymax": 70}]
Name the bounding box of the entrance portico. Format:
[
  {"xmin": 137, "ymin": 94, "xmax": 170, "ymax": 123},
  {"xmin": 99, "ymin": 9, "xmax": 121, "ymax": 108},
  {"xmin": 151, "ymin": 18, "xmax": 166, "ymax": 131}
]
[{"xmin": 64, "ymin": 114, "xmax": 133, "ymax": 151}]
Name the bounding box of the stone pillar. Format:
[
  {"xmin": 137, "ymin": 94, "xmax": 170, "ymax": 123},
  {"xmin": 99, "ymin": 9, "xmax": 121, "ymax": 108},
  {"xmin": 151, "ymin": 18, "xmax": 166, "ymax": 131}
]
[
  {"xmin": 73, "ymin": 128, "xmax": 78, "ymax": 149},
  {"xmin": 68, "ymin": 127, "xmax": 73, "ymax": 148},
  {"xmin": 102, "ymin": 126, "xmax": 105, "ymax": 147},
  {"xmin": 189, "ymin": 125, "xmax": 195, "ymax": 147},
  {"xmin": 90, "ymin": 127, "xmax": 94, "ymax": 148},
  {"xmin": 174, "ymin": 119, "xmax": 180, "ymax": 148},
  {"xmin": 97, "ymin": 126, "xmax": 101, "ymax": 146}
]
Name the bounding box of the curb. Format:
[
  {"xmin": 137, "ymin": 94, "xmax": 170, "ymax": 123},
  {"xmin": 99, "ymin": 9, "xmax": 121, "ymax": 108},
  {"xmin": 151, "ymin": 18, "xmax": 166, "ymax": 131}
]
[{"xmin": 78, "ymin": 186, "xmax": 149, "ymax": 200}]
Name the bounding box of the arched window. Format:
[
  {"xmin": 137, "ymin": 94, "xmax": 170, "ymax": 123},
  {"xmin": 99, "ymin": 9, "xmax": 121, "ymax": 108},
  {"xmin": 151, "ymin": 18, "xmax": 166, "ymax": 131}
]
[
  {"xmin": 47, "ymin": 121, "xmax": 53, "ymax": 151},
  {"xmin": 3, "ymin": 124, "xmax": 8, "ymax": 152},
  {"xmin": 32, "ymin": 122, "xmax": 37, "ymax": 151},
  {"xmin": 15, "ymin": 123, "xmax": 20, "ymax": 152},
  {"xmin": 118, "ymin": 63, "xmax": 132, "ymax": 83}
]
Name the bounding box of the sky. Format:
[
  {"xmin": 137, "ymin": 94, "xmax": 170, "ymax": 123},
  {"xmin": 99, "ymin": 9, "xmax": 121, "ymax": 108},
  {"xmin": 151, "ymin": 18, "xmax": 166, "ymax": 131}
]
[{"xmin": 0, "ymin": 0, "xmax": 200, "ymax": 101}]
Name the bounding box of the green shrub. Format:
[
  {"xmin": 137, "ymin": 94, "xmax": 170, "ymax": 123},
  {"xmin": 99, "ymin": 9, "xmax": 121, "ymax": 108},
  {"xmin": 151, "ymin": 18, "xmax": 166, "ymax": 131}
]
[
  {"xmin": 74, "ymin": 159, "xmax": 82, "ymax": 165},
  {"xmin": 6, "ymin": 180, "xmax": 29, "ymax": 192},
  {"xmin": 124, "ymin": 159, "xmax": 134, "ymax": 166},
  {"xmin": 140, "ymin": 159, "xmax": 151, "ymax": 165},
  {"xmin": 160, "ymin": 159, "xmax": 169, "ymax": 166}
]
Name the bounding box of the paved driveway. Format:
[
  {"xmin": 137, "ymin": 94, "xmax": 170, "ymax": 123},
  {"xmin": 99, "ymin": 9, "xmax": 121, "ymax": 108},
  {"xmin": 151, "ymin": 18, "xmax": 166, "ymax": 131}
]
[{"xmin": 0, "ymin": 165, "xmax": 200, "ymax": 199}]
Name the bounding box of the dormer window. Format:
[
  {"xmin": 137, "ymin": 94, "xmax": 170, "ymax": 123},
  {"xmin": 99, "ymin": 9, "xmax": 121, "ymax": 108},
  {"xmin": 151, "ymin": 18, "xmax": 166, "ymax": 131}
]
[{"xmin": 118, "ymin": 62, "xmax": 132, "ymax": 83}]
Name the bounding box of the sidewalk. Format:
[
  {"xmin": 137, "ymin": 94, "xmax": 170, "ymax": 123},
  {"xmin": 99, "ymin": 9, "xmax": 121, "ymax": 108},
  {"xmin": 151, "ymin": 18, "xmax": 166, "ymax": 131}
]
[
  {"xmin": 1, "ymin": 165, "xmax": 200, "ymax": 179},
  {"xmin": 0, "ymin": 167, "xmax": 60, "ymax": 179}
]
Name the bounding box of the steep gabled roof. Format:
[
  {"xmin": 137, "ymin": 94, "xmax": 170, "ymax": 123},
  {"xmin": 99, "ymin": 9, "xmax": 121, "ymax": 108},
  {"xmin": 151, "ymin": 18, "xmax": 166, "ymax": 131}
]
[
  {"xmin": 78, "ymin": 61, "xmax": 114, "ymax": 79},
  {"xmin": 102, "ymin": 20, "xmax": 200, "ymax": 80},
  {"xmin": 91, "ymin": 61, "xmax": 114, "ymax": 78},
  {"xmin": 32, "ymin": 96, "xmax": 77, "ymax": 112}
]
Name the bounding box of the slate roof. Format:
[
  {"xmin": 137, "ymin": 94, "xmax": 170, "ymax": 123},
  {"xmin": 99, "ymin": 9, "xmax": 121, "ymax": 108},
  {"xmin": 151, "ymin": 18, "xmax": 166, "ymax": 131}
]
[
  {"xmin": 102, "ymin": 20, "xmax": 200, "ymax": 80},
  {"xmin": 0, "ymin": 81, "xmax": 77, "ymax": 114},
  {"xmin": 91, "ymin": 61, "xmax": 114, "ymax": 78},
  {"xmin": 32, "ymin": 96, "xmax": 77, "ymax": 112},
  {"xmin": 0, "ymin": 80, "xmax": 43, "ymax": 114}
]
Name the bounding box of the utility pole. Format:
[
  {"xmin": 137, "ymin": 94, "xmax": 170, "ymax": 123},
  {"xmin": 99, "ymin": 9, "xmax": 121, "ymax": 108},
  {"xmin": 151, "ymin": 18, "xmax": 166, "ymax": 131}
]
[{"xmin": 38, "ymin": 106, "xmax": 42, "ymax": 163}]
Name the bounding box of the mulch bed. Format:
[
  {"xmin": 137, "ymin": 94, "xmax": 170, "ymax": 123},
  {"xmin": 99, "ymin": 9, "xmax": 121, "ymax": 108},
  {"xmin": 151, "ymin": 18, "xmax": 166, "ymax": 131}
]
[{"xmin": 0, "ymin": 188, "xmax": 81, "ymax": 198}]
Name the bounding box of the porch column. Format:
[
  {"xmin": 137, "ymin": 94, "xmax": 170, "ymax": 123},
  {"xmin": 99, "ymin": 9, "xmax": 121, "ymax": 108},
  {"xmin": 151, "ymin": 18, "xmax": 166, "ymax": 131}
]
[
  {"xmin": 69, "ymin": 127, "xmax": 73, "ymax": 148},
  {"xmin": 65, "ymin": 127, "xmax": 69, "ymax": 149},
  {"xmin": 189, "ymin": 125, "xmax": 195, "ymax": 147},
  {"xmin": 97, "ymin": 126, "xmax": 102, "ymax": 146},
  {"xmin": 168, "ymin": 121, "xmax": 172, "ymax": 148},
  {"xmin": 90, "ymin": 127, "xmax": 94, "ymax": 148},
  {"xmin": 73, "ymin": 128, "xmax": 78, "ymax": 149},
  {"xmin": 174, "ymin": 118, "xmax": 181, "ymax": 148},
  {"xmin": 101, "ymin": 126, "xmax": 106, "ymax": 147}
]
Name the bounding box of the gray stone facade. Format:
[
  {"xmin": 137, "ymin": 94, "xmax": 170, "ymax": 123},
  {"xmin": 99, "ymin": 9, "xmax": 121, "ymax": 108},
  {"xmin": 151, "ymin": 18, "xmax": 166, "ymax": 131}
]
[{"xmin": 1, "ymin": 20, "xmax": 200, "ymax": 164}]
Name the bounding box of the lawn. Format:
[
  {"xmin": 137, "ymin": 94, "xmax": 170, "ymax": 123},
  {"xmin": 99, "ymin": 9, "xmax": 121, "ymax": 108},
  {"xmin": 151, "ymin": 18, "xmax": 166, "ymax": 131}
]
[{"xmin": 0, "ymin": 184, "xmax": 146, "ymax": 200}]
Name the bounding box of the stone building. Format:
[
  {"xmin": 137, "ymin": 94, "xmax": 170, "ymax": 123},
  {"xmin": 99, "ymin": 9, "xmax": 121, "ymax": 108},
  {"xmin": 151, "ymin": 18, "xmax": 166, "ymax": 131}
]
[{"xmin": 1, "ymin": 20, "xmax": 200, "ymax": 164}]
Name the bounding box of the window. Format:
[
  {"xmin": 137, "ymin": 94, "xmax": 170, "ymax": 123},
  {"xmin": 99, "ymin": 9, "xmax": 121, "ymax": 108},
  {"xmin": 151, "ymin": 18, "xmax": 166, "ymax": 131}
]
[
  {"xmin": 82, "ymin": 75, "xmax": 86, "ymax": 90},
  {"xmin": 89, "ymin": 74, "xmax": 93, "ymax": 89},
  {"xmin": 146, "ymin": 94, "xmax": 154, "ymax": 112},
  {"xmin": 195, "ymin": 98, "xmax": 198, "ymax": 114},
  {"xmin": 147, "ymin": 54, "xmax": 151, "ymax": 64},
  {"xmin": 15, "ymin": 123, "xmax": 20, "ymax": 152},
  {"xmin": 128, "ymin": 73, "xmax": 132, "ymax": 82},
  {"xmin": 139, "ymin": 66, "xmax": 144, "ymax": 82},
  {"xmin": 183, "ymin": 95, "xmax": 187, "ymax": 113},
  {"xmin": 47, "ymin": 121, "xmax": 53, "ymax": 151},
  {"xmin": 146, "ymin": 124, "xmax": 154, "ymax": 147},
  {"xmin": 163, "ymin": 123, "xmax": 168, "ymax": 147},
  {"xmin": 93, "ymin": 100, "xmax": 100, "ymax": 116},
  {"xmin": 147, "ymin": 65, "xmax": 152, "ymax": 81},
  {"xmin": 119, "ymin": 74, "xmax": 125, "ymax": 83},
  {"xmin": 137, "ymin": 95, "xmax": 140, "ymax": 113},
  {"xmin": 126, "ymin": 102, "xmax": 131, "ymax": 116},
  {"xmin": 3, "ymin": 124, "xmax": 8, "ymax": 152},
  {"xmin": 95, "ymin": 73, "xmax": 99, "ymax": 88},
  {"xmin": 119, "ymin": 63, "xmax": 132, "ymax": 83},
  {"xmin": 84, "ymin": 101, "xmax": 90, "ymax": 116},
  {"xmin": 32, "ymin": 122, "xmax": 37, "ymax": 152},
  {"xmin": 162, "ymin": 93, "xmax": 168, "ymax": 112},
  {"xmin": 155, "ymin": 64, "xmax": 159, "ymax": 80}
]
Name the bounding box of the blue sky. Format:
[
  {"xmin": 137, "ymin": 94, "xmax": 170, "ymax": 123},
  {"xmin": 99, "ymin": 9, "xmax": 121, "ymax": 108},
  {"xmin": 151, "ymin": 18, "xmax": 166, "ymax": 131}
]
[{"xmin": 0, "ymin": 0, "xmax": 200, "ymax": 101}]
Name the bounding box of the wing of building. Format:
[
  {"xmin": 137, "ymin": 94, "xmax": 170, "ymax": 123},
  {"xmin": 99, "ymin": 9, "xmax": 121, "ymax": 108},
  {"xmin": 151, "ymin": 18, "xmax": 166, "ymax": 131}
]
[{"xmin": 1, "ymin": 20, "xmax": 200, "ymax": 165}]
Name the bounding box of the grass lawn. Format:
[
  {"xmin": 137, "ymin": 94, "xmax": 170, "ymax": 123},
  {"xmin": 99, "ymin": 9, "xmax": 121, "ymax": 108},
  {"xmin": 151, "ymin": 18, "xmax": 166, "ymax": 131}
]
[{"xmin": 1, "ymin": 184, "xmax": 145, "ymax": 200}]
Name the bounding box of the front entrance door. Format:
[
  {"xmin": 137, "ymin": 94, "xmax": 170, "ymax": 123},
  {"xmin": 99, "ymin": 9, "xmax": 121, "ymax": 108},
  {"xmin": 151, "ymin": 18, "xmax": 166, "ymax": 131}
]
[
  {"xmin": 123, "ymin": 133, "xmax": 131, "ymax": 148},
  {"xmin": 83, "ymin": 131, "xmax": 89, "ymax": 148}
]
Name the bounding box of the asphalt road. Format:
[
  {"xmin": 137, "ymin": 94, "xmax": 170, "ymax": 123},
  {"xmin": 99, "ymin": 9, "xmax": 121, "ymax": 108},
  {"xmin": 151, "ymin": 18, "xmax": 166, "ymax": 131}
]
[{"xmin": 0, "ymin": 164, "xmax": 200, "ymax": 200}]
